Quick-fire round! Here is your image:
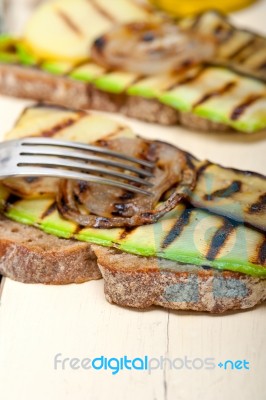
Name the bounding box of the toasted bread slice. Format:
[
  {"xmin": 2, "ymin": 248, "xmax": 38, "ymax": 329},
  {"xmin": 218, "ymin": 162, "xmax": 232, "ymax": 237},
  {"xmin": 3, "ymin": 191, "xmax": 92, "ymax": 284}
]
[
  {"xmin": 93, "ymin": 245, "xmax": 266, "ymax": 313},
  {"xmin": 0, "ymin": 215, "xmax": 100, "ymax": 284}
]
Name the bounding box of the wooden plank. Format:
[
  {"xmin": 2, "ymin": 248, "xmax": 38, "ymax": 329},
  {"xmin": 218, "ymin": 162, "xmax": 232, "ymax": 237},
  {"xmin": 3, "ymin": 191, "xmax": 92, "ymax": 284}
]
[
  {"xmin": 166, "ymin": 305, "xmax": 266, "ymax": 400},
  {"xmin": 0, "ymin": 278, "xmax": 168, "ymax": 400}
]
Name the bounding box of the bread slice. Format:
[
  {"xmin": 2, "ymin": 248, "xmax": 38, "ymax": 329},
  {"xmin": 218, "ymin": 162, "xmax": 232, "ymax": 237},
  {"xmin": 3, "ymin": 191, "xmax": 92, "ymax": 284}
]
[
  {"xmin": 93, "ymin": 246, "xmax": 266, "ymax": 313},
  {"xmin": 0, "ymin": 63, "xmax": 229, "ymax": 131},
  {"xmin": 0, "ymin": 215, "xmax": 101, "ymax": 284}
]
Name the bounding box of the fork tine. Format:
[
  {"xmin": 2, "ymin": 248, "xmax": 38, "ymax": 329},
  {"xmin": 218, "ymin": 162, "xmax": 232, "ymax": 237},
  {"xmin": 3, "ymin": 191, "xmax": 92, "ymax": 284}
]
[
  {"xmin": 18, "ymin": 156, "xmax": 153, "ymax": 187},
  {"xmin": 11, "ymin": 167, "xmax": 152, "ymax": 196},
  {"xmin": 19, "ymin": 145, "xmax": 153, "ymax": 178},
  {"xmin": 20, "ymin": 138, "xmax": 155, "ymax": 168}
]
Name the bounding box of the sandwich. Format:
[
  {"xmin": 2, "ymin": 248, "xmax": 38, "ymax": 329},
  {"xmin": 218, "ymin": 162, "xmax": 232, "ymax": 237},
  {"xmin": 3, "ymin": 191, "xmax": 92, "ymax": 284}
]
[
  {"xmin": 0, "ymin": 1, "xmax": 265, "ymax": 133},
  {"xmin": 0, "ymin": 104, "xmax": 265, "ymax": 313}
]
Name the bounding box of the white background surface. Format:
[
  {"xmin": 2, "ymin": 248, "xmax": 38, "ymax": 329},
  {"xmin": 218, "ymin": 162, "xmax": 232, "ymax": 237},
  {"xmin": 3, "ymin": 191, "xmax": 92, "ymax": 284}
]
[{"xmin": 0, "ymin": 1, "xmax": 266, "ymax": 399}]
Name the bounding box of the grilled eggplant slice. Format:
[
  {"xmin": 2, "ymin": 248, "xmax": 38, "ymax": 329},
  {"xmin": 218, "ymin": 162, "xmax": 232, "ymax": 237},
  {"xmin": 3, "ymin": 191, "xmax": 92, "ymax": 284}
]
[{"xmin": 191, "ymin": 162, "xmax": 266, "ymax": 232}]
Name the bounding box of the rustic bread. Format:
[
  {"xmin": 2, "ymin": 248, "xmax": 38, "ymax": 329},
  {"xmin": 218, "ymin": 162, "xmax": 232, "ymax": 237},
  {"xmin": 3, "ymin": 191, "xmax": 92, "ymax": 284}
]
[
  {"xmin": 0, "ymin": 215, "xmax": 101, "ymax": 284},
  {"xmin": 93, "ymin": 245, "xmax": 266, "ymax": 313},
  {"xmin": 0, "ymin": 63, "xmax": 229, "ymax": 131},
  {"xmin": 0, "ymin": 104, "xmax": 264, "ymax": 313}
]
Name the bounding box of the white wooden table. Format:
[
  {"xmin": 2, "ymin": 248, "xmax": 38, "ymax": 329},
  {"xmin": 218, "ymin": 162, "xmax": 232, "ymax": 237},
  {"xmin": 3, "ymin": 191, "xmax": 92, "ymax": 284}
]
[{"xmin": 0, "ymin": 2, "xmax": 266, "ymax": 399}]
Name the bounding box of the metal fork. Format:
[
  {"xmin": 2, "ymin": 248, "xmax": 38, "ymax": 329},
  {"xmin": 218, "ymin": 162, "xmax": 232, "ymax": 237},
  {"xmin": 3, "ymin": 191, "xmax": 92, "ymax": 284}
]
[{"xmin": 0, "ymin": 138, "xmax": 155, "ymax": 195}]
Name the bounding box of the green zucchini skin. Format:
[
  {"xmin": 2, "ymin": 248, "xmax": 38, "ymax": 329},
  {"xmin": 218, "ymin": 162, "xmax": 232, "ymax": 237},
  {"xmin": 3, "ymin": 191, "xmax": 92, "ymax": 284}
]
[{"xmin": 0, "ymin": 187, "xmax": 265, "ymax": 278}]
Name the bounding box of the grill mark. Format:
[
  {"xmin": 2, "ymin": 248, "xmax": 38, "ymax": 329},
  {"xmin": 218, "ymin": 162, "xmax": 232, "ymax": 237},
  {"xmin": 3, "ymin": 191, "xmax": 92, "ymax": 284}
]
[
  {"xmin": 193, "ymin": 81, "xmax": 236, "ymax": 107},
  {"xmin": 189, "ymin": 11, "xmax": 234, "ymax": 42},
  {"xmin": 180, "ymin": 59, "xmax": 194, "ymax": 69},
  {"xmin": 41, "ymin": 202, "xmax": 57, "ymax": 219},
  {"xmin": 106, "ymin": 126, "xmax": 126, "ymax": 138},
  {"xmin": 7, "ymin": 193, "xmax": 22, "ymax": 204},
  {"xmin": 74, "ymin": 224, "xmax": 84, "ymax": 235},
  {"xmin": 4, "ymin": 193, "xmax": 22, "ymax": 212},
  {"xmin": 86, "ymin": 0, "xmax": 117, "ymax": 23},
  {"xmin": 213, "ymin": 24, "xmax": 226, "ymax": 37},
  {"xmin": 257, "ymin": 60, "xmax": 266, "ymax": 71},
  {"xmin": 190, "ymin": 13, "xmax": 202, "ymax": 30},
  {"xmin": 208, "ymin": 61, "xmax": 266, "ymax": 82},
  {"xmin": 78, "ymin": 181, "xmax": 89, "ymax": 194},
  {"xmin": 56, "ymin": 10, "xmax": 83, "ymax": 37},
  {"xmin": 119, "ymin": 227, "xmax": 136, "ymax": 240},
  {"xmin": 226, "ymin": 37, "xmax": 256, "ymax": 60},
  {"xmin": 231, "ymin": 95, "xmax": 263, "ymax": 120},
  {"xmin": 185, "ymin": 153, "xmax": 197, "ymax": 171},
  {"xmin": 40, "ymin": 112, "xmax": 86, "ymax": 137},
  {"xmin": 166, "ymin": 67, "xmax": 205, "ymax": 91},
  {"xmin": 41, "ymin": 118, "xmax": 78, "ymax": 137},
  {"xmin": 58, "ymin": 191, "xmax": 71, "ymax": 214},
  {"xmin": 196, "ymin": 161, "xmax": 211, "ymax": 177},
  {"xmin": 91, "ymin": 65, "xmax": 143, "ymax": 91},
  {"xmin": 213, "ymin": 25, "xmax": 234, "ymax": 43},
  {"xmin": 94, "ymin": 36, "xmax": 107, "ymax": 52},
  {"xmin": 257, "ymin": 238, "xmax": 266, "ymax": 265},
  {"xmin": 248, "ymin": 193, "xmax": 266, "ymax": 214},
  {"xmin": 235, "ymin": 42, "xmax": 266, "ymax": 65},
  {"xmin": 204, "ymin": 180, "xmax": 242, "ymax": 201},
  {"xmin": 162, "ymin": 208, "xmax": 192, "ymax": 249},
  {"xmin": 123, "ymin": 74, "xmax": 146, "ymax": 90},
  {"xmin": 74, "ymin": 192, "xmax": 83, "ymax": 206},
  {"xmin": 206, "ymin": 221, "xmax": 236, "ymax": 261},
  {"xmin": 95, "ymin": 126, "xmax": 126, "ymax": 146},
  {"xmin": 119, "ymin": 191, "xmax": 135, "ymax": 201},
  {"xmin": 234, "ymin": 46, "xmax": 258, "ymax": 64}
]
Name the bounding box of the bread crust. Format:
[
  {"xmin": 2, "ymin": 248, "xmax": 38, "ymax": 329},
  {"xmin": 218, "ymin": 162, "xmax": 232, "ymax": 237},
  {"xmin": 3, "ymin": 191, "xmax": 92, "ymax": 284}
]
[
  {"xmin": 0, "ymin": 64, "xmax": 90, "ymax": 109},
  {"xmin": 0, "ymin": 216, "xmax": 101, "ymax": 284},
  {"xmin": 0, "ymin": 63, "xmax": 229, "ymax": 131},
  {"xmin": 92, "ymin": 246, "xmax": 266, "ymax": 313}
]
